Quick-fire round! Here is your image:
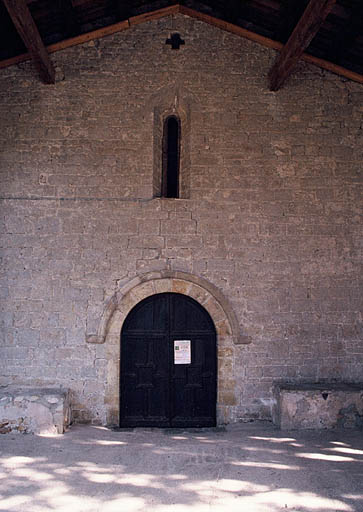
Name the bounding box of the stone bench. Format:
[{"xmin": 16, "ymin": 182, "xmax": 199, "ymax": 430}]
[
  {"xmin": 0, "ymin": 386, "xmax": 72, "ymax": 434},
  {"xmin": 272, "ymin": 383, "xmax": 363, "ymax": 430}
]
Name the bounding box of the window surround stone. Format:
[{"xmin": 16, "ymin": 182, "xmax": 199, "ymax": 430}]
[{"xmin": 152, "ymin": 85, "xmax": 192, "ymax": 199}]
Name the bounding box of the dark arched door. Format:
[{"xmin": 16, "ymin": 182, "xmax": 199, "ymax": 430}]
[{"xmin": 120, "ymin": 293, "xmax": 217, "ymax": 427}]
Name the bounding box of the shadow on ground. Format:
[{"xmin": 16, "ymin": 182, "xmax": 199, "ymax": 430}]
[{"xmin": 0, "ymin": 422, "xmax": 362, "ymax": 511}]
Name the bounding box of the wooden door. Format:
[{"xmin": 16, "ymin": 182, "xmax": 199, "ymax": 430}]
[{"xmin": 120, "ymin": 293, "xmax": 217, "ymax": 427}]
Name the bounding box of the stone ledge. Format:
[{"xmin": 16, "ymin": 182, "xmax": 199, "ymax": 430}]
[
  {"xmin": 273, "ymin": 383, "xmax": 363, "ymax": 430},
  {"xmin": 0, "ymin": 386, "xmax": 72, "ymax": 435}
]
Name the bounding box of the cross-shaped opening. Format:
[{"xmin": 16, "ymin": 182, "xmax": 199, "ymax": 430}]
[{"xmin": 165, "ymin": 33, "xmax": 185, "ymax": 50}]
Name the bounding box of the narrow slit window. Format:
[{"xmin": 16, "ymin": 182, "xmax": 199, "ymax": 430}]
[{"xmin": 162, "ymin": 116, "xmax": 180, "ymax": 198}]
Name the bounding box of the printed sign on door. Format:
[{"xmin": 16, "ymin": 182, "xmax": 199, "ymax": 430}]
[{"xmin": 174, "ymin": 340, "xmax": 191, "ymax": 364}]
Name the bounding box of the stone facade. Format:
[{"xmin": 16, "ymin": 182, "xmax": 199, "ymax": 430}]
[{"xmin": 0, "ymin": 14, "xmax": 362, "ymax": 425}]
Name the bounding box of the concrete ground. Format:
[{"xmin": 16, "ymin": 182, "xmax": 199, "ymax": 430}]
[{"xmin": 0, "ymin": 423, "xmax": 362, "ymax": 512}]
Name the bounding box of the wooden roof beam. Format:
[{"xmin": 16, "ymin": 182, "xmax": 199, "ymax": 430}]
[
  {"xmin": 2, "ymin": 0, "xmax": 55, "ymax": 83},
  {"xmin": 269, "ymin": 0, "xmax": 336, "ymax": 91},
  {"xmin": 1, "ymin": 3, "xmax": 362, "ymax": 87}
]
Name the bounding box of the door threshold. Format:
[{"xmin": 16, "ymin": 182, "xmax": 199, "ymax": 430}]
[
  {"xmin": 163, "ymin": 426, "xmax": 226, "ymax": 434},
  {"xmin": 109, "ymin": 426, "xmax": 226, "ymax": 433}
]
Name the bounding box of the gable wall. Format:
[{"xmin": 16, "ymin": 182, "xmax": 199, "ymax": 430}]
[{"xmin": 0, "ymin": 14, "xmax": 362, "ymax": 423}]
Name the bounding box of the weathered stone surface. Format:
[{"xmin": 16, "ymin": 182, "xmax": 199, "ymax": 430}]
[
  {"xmin": 273, "ymin": 383, "xmax": 363, "ymax": 429},
  {"xmin": 0, "ymin": 13, "xmax": 362, "ymax": 425},
  {"xmin": 0, "ymin": 386, "xmax": 72, "ymax": 434}
]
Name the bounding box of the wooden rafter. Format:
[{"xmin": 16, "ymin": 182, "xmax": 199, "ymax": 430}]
[
  {"xmin": 0, "ymin": 3, "xmax": 362, "ymax": 88},
  {"xmin": 3, "ymin": 0, "xmax": 55, "ymax": 83},
  {"xmin": 179, "ymin": 6, "xmax": 363, "ymax": 86},
  {"xmin": 269, "ymin": 0, "xmax": 336, "ymax": 91}
]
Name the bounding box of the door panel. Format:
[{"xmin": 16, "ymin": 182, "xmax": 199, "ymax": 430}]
[
  {"xmin": 120, "ymin": 334, "xmax": 169, "ymax": 426},
  {"xmin": 124, "ymin": 294, "xmax": 169, "ymax": 333},
  {"xmin": 170, "ymin": 296, "xmax": 212, "ymax": 332},
  {"xmin": 120, "ymin": 293, "xmax": 216, "ymax": 427}
]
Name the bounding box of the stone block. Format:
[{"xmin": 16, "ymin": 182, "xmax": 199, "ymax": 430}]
[
  {"xmin": 203, "ymin": 297, "xmax": 225, "ymax": 323},
  {"xmin": 129, "ymin": 281, "xmax": 155, "ymax": 304},
  {"xmin": 219, "ymin": 390, "xmax": 237, "ymax": 406},
  {"xmin": 153, "ymin": 279, "xmax": 172, "ymax": 294},
  {"xmin": 273, "ymin": 383, "xmax": 363, "ymax": 429},
  {"xmin": 0, "ymin": 386, "xmax": 72, "ymax": 434},
  {"xmin": 171, "ymin": 279, "xmax": 191, "ymax": 295},
  {"xmin": 215, "ymin": 319, "xmax": 232, "ymax": 338}
]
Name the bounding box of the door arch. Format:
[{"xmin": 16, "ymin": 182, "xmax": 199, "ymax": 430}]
[{"xmin": 120, "ymin": 292, "xmax": 217, "ymax": 427}]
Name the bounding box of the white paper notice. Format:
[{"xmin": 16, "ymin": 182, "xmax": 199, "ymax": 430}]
[{"xmin": 174, "ymin": 340, "xmax": 191, "ymax": 364}]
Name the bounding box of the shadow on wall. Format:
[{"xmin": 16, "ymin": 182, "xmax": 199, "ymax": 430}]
[{"xmin": 0, "ymin": 424, "xmax": 363, "ymax": 511}]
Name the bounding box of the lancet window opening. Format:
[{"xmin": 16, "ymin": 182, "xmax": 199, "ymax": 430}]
[{"xmin": 162, "ymin": 115, "xmax": 180, "ymax": 198}]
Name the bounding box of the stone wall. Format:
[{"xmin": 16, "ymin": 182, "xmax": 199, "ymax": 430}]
[{"xmin": 0, "ymin": 13, "xmax": 362, "ymax": 424}]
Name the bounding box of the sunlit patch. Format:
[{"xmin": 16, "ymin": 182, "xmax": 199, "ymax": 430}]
[
  {"xmin": 0, "ymin": 494, "xmax": 30, "ymax": 510},
  {"xmin": 38, "ymin": 488, "xmax": 99, "ymax": 510},
  {"xmin": 210, "ymin": 488, "xmax": 354, "ymax": 512},
  {"xmin": 249, "ymin": 436, "xmax": 296, "ymax": 443},
  {"xmin": 171, "ymin": 436, "xmax": 188, "ymax": 440},
  {"xmin": 102, "ymin": 496, "xmax": 145, "ymax": 512},
  {"xmin": 54, "ymin": 468, "xmax": 71, "ymax": 475},
  {"xmin": 108, "ymin": 474, "xmax": 159, "ymax": 487},
  {"xmin": 230, "ymin": 461, "xmax": 300, "ymax": 470},
  {"xmin": 153, "ymin": 505, "xmax": 210, "ymax": 512},
  {"xmin": 296, "ymin": 453, "xmax": 355, "ymax": 462},
  {"xmin": 85, "ymin": 473, "xmax": 116, "ymax": 483},
  {"xmin": 2, "ymin": 456, "xmax": 37, "ymax": 466},
  {"xmin": 331, "ymin": 441, "xmax": 350, "ymax": 447},
  {"xmin": 181, "ymin": 477, "xmax": 231, "ymax": 496},
  {"xmin": 38, "ymin": 432, "xmax": 63, "ymax": 438},
  {"xmin": 327, "ymin": 447, "xmax": 363, "ymax": 455},
  {"xmin": 13, "ymin": 468, "xmax": 53, "ymax": 481},
  {"xmin": 37, "ymin": 481, "xmax": 69, "ymax": 498},
  {"xmin": 95, "ymin": 440, "xmax": 126, "ymax": 446},
  {"xmin": 255, "ymin": 489, "xmax": 354, "ymax": 511},
  {"xmin": 168, "ymin": 474, "xmax": 187, "ymax": 480}
]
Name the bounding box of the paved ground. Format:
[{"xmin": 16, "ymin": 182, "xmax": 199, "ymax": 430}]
[{"xmin": 0, "ymin": 422, "xmax": 362, "ymax": 512}]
